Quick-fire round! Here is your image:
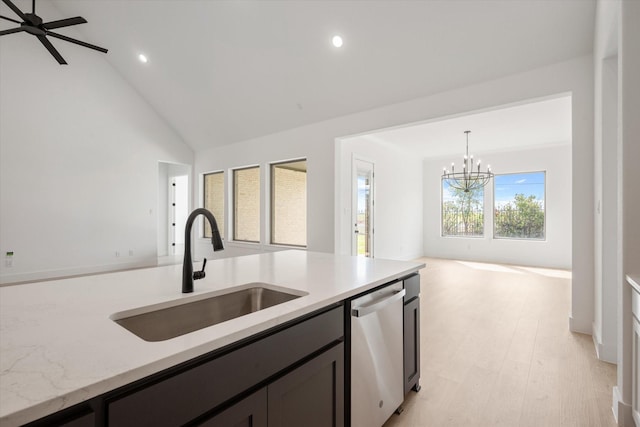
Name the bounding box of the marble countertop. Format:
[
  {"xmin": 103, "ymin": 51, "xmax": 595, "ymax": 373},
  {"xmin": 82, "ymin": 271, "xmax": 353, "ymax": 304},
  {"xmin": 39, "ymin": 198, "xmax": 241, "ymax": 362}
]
[{"xmin": 0, "ymin": 250, "xmax": 423, "ymax": 426}]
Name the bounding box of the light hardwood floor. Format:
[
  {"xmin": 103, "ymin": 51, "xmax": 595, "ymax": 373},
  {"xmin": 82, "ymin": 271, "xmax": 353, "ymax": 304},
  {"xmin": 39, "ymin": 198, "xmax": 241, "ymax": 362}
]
[{"xmin": 384, "ymin": 257, "xmax": 617, "ymax": 427}]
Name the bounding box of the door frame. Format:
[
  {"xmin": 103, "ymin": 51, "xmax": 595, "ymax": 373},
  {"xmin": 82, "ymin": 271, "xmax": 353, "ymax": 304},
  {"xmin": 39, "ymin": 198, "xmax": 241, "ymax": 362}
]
[
  {"xmin": 157, "ymin": 161, "xmax": 191, "ymax": 258},
  {"xmin": 351, "ymin": 156, "xmax": 375, "ymax": 257}
]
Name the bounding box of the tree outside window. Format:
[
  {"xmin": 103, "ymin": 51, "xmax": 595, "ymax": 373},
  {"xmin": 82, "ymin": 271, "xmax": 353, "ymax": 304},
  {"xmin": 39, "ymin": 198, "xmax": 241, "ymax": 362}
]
[
  {"xmin": 441, "ymin": 180, "xmax": 484, "ymax": 237},
  {"xmin": 494, "ymin": 172, "xmax": 545, "ymax": 239}
]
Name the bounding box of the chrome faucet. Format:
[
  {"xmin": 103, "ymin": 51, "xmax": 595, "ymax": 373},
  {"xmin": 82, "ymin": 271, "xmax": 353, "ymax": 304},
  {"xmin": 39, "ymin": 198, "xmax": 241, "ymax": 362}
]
[{"xmin": 182, "ymin": 208, "xmax": 224, "ymax": 293}]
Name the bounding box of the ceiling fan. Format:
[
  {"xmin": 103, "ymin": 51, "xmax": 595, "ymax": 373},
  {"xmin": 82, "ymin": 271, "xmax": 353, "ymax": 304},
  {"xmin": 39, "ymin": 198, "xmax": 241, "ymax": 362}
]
[{"xmin": 0, "ymin": 0, "xmax": 107, "ymax": 64}]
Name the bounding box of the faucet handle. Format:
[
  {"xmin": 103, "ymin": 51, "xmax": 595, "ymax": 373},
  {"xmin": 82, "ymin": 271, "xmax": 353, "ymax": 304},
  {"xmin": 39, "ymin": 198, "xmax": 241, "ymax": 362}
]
[{"xmin": 193, "ymin": 258, "xmax": 207, "ymax": 280}]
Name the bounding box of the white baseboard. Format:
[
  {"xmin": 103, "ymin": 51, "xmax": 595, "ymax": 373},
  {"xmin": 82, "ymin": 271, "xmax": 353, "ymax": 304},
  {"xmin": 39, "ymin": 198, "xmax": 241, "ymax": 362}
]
[
  {"xmin": 569, "ymin": 315, "xmax": 592, "ymax": 335},
  {"xmin": 0, "ymin": 258, "xmax": 157, "ymax": 286},
  {"xmin": 592, "ymin": 322, "xmax": 618, "ymax": 363},
  {"xmin": 401, "ymin": 252, "xmax": 426, "ymax": 262},
  {"xmin": 612, "ymin": 386, "xmax": 634, "ymax": 426}
]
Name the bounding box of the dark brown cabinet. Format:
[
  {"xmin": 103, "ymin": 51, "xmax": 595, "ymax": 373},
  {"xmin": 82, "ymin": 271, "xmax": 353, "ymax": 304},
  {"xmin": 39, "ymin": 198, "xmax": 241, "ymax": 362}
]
[
  {"xmin": 107, "ymin": 305, "xmax": 344, "ymax": 427},
  {"xmin": 268, "ymin": 343, "xmax": 344, "ymax": 427},
  {"xmin": 403, "ymin": 274, "xmax": 421, "ymax": 394},
  {"xmin": 199, "ymin": 389, "xmax": 267, "ymax": 427},
  {"xmin": 201, "ymin": 343, "xmax": 344, "ymax": 427}
]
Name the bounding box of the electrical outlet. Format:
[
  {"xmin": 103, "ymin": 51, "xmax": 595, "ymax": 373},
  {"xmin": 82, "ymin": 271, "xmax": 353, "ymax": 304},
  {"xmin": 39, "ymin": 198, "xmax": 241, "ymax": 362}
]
[
  {"xmin": 115, "ymin": 251, "xmax": 120, "ymax": 257},
  {"xmin": 5, "ymin": 251, "xmax": 14, "ymax": 268},
  {"xmin": 129, "ymin": 249, "xmax": 134, "ymax": 257}
]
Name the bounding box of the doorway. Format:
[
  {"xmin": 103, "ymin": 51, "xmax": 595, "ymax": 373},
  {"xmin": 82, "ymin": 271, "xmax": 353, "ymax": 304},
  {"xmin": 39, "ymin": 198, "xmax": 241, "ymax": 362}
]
[
  {"xmin": 157, "ymin": 162, "xmax": 191, "ymax": 259},
  {"xmin": 170, "ymin": 174, "xmax": 189, "ymax": 255},
  {"xmin": 352, "ymin": 158, "xmax": 375, "ymax": 257}
]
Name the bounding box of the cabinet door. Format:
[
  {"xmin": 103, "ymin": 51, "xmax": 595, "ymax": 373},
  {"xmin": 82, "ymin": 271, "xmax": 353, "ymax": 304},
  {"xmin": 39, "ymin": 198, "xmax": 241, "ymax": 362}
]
[
  {"xmin": 199, "ymin": 388, "xmax": 267, "ymax": 427},
  {"xmin": 403, "ymin": 297, "xmax": 420, "ymax": 394},
  {"xmin": 268, "ymin": 343, "xmax": 344, "ymax": 427}
]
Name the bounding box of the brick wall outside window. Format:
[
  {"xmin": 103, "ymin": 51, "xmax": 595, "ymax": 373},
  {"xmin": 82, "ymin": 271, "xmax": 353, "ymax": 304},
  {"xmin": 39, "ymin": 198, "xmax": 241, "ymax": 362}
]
[
  {"xmin": 203, "ymin": 172, "xmax": 224, "ymax": 238},
  {"xmin": 234, "ymin": 167, "xmax": 260, "ymax": 242},
  {"xmin": 272, "ymin": 165, "xmax": 306, "ymax": 246}
]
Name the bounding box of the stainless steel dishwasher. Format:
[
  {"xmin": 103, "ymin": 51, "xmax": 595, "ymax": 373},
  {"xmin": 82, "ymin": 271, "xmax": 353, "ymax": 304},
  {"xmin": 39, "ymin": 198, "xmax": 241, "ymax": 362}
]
[{"xmin": 350, "ymin": 281, "xmax": 406, "ymax": 427}]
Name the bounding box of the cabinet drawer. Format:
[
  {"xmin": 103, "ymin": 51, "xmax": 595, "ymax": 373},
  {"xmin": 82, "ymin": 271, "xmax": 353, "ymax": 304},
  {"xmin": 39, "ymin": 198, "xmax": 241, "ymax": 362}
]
[
  {"xmin": 24, "ymin": 406, "xmax": 94, "ymax": 427},
  {"xmin": 403, "ymin": 274, "xmax": 420, "ymax": 302},
  {"xmin": 107, "ymin": 305, "xmax": 344, "ymax": 427}
]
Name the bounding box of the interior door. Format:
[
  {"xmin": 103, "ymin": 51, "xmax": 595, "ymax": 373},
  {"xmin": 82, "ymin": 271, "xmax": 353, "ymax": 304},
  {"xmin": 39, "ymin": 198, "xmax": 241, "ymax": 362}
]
[
  {"xmin": 170, "ymin": 175, "xmax": 189, "ymax": 256},
  {"xmin": 352, "ymin": 158, "xmax": 374, "ymax": 257}
]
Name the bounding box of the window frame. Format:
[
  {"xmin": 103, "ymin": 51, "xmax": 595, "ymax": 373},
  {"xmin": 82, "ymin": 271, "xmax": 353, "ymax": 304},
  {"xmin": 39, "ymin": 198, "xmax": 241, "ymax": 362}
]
[
  {"xmin": 440, "ymin": 177, "xmax": 485, "ymax": 238},
  {"xmin": 492, "ymin": 170, "xmax": 547, "ymax": 241},
  {"xmin": 202, "ymin": 170, "xmax": 225, "ymax": 239},
  {"xmin": 232, "ymin": 165, "xmax": 261, "ymax": 243},
  {"xmin": 269, "ymin": 158, "xmax": 307, "ymax": 248}
]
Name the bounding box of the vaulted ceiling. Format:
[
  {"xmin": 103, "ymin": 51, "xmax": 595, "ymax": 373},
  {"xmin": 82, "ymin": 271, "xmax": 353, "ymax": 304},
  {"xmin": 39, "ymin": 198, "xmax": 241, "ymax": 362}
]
[{"xmin": 2, "ymin": 0, "xmax": 595, "ymax": 152}]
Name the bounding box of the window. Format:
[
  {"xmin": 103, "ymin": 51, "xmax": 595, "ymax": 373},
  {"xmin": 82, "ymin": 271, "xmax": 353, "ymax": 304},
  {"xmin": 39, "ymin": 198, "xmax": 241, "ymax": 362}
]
[
  {"xmin": 203, "ymin": 172, "xmax": 224, "ymax": 238},
  {"xmin": 233, "ymin": 166, "xmax": 260, "ymax": 242},
  {"xmin": 441, "ymin": 179, "xmax": 484, "ymax": 237},
  {"xmin": 271, "ymin": 160, "xmax": 307, "ymax": 247},
  {"xmin": 494, "ymin": 172, "xmax": 545, "ymax": 239}
]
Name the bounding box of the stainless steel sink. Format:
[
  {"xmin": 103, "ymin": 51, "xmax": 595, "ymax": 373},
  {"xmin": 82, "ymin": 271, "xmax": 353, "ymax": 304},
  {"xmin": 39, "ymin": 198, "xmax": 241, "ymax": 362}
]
[{"xmin": 112, "ymin": 285, "xmax": 305, "ymax": 342}]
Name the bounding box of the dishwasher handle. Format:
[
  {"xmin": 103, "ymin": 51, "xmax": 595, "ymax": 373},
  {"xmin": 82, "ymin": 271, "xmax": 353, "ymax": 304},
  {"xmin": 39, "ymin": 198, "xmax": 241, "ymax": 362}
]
[{"xmin": 351, "ymin": 288, "xmax": 406, "ymax": 317}]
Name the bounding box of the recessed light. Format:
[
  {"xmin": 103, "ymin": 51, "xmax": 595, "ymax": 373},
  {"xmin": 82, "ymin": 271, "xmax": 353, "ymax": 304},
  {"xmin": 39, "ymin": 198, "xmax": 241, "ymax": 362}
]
[
  {"xmin": 332, "ymin": 35, "xmax": 343, "ymax": 48},
  {"xmin": 138, "ymin": 53, "xmax": 148, "ymax": 63}
]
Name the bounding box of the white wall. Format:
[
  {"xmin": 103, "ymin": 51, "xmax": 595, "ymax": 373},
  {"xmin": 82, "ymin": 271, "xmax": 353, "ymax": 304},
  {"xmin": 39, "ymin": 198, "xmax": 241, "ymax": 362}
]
[
  {"xmin": 336, "ymin": 135, "xmax": 424, "ymax": 261},
  {"xmin": 592, "ymin": 2, "xmax": 640, "ymax": 423},
  {"xmin": 593, "ymin": 0, "xmax": 620, "ymax": 365},
  {"xmin": 0, "ymin": 2, "xmax": 193, "ymax": 284},
  {"xmin": 0, "ymin": 4, "xmax": 594, "ymax": 333},
  {"xmin": 194, "ymin": 127, "xmax": 334, "ymax": 261},
  {"xmin": 615, "ymin": 0, "xmax": 640, "ymax": 423},
  {"xmin": 193, "ymin": 55, "xmax": 594, "ymax": 333},
  {"xmin": 423, "ymin": 144, "xmax": 572, "ymax": 269}
]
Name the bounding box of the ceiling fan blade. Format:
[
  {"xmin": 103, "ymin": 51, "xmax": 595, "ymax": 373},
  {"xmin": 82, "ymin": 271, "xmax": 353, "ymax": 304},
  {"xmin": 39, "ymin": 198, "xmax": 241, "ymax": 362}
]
[
  {"xmin": 46, "ymin": 30, "xmax": 108, "ymax": 53},
  {"xmin": 1, "ymin": 0, "xmax": 28, "ymax": 22},
  {"xmin": 36, "ymin": 35, "xmax": 67, "ymax": 64},
  {"xmin": 0, "ymin": 14, "xmax": 21, "ymax": 24},
  {"xmin": 0, "ymin": 26, "xmax": 25, "ymax": 36},
  {"xmin": 42, "ymin": 16, "xmax": 87, "ymax": 30}
]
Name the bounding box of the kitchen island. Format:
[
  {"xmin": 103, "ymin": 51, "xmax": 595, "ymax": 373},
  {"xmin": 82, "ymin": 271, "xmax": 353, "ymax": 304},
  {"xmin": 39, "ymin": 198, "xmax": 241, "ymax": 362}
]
[{"xmin": 0, "ymin": 250, "xmax": 423, "ymax": 426}]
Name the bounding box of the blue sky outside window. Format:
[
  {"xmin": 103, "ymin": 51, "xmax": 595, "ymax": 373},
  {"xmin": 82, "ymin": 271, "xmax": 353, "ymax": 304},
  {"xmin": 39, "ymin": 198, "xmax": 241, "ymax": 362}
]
[{"xmin": 494, "ymin": 172, "xmax": 545, "ymax": 207}]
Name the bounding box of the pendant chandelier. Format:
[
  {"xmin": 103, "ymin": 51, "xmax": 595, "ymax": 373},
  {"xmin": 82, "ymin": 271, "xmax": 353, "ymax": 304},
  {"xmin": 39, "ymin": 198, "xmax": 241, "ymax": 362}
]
[{"xmin": 442, "ymin": 131, "xmax": 493, "ymax": 193}]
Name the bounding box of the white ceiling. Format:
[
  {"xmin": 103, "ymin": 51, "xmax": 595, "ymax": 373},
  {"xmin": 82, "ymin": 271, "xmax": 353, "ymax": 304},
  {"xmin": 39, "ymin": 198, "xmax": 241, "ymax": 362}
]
[
  {"xmin": 350, "ymin": 95, "xmax": 572, "ymax": 158},
  {"xmin": 2, "ymin": 0, "xmax": 595, "ymax": 152}
]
